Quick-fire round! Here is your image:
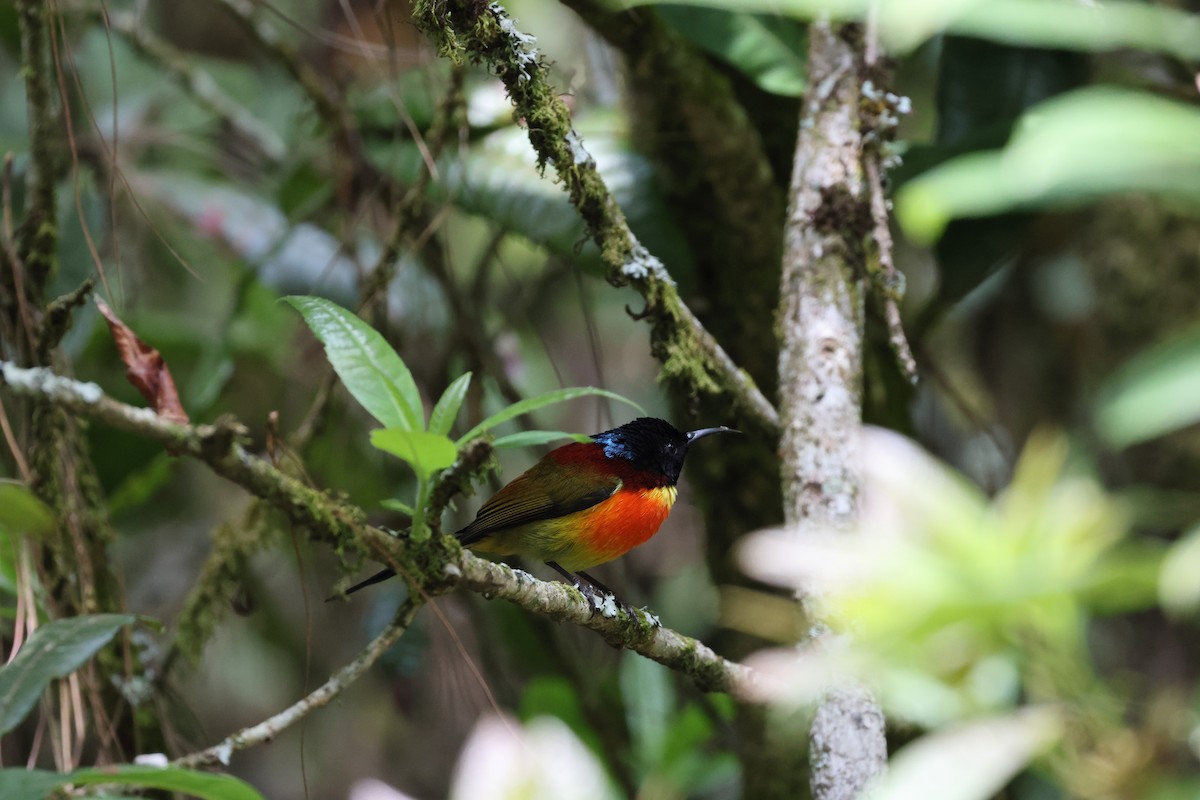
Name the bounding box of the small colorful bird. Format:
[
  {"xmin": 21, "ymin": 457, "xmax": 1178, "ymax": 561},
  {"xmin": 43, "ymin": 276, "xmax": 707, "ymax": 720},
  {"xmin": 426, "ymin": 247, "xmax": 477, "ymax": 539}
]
[{"xmin": 345, "ymin": 417, "xmax": 736, "ymax": 607}]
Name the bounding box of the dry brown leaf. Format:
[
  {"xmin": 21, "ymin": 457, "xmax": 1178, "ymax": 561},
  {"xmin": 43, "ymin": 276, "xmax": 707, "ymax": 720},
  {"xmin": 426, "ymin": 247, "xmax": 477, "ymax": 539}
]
[{"xmin": 96, "ymin": 298, "xmax": 189, "ymax": 426}]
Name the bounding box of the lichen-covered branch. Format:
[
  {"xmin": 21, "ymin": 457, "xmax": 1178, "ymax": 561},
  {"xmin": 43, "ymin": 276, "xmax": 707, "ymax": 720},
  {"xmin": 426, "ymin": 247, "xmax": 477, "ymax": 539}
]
[
  {"xmin": 412, "ymin": 0, "xmax": 780, "ymax": 436},
  {"xmin": 778, "ymin": 21, "xmax": 887, "ymax": 799},
  {"xmin": 174, "ymin": 598, "xmax": 424, "ymax": 768},
  {"xmin": 0, "ymin": 360, "xmax": 759, "ymax": 699},
  {"xmin": 560, "ymin": 0, "xmax": 785, "ymax": 387},
  {"xmin": 455, "ymin": 557, "xmax": 760, "ymax": 696}
]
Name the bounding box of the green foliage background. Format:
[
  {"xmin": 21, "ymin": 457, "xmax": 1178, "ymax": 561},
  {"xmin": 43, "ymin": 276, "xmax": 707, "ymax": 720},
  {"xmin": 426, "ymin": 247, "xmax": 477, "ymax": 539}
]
[{"xmin": 1, "ymin": 0, "xmax": 1199, "ymax": 798}]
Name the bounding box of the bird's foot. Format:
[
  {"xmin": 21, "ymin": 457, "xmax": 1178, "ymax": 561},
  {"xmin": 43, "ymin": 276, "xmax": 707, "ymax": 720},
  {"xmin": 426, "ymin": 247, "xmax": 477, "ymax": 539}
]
[
  {"xmin": 570, "ymin": 580, "xmax": 626, "ymax": 619},
  {"xmin": 596, "ymin": 591, "xmax": 644, "ymax": 622},
  {"xmin": 570, "ymin": 580, "xmax": 603, "ymax": 615}
]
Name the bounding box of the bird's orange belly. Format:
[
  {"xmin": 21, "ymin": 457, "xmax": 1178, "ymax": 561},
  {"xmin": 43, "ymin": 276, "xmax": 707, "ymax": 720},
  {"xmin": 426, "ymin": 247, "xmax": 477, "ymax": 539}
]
[{"xmin": 472, "ymin": 485, "xmax": 677, "ymax": 571}]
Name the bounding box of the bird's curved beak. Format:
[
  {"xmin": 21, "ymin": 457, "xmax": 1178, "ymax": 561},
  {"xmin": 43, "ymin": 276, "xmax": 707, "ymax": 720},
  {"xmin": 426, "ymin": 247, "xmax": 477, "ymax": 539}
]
[{"xmin": 685, "ymin": 426, "xmax": 739, "ymax": 444}]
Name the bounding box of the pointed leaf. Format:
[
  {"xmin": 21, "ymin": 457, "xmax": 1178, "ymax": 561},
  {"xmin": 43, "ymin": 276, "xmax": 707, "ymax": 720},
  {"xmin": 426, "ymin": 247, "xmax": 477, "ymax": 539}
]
[
  {"xmin": 286, "ymin": 296, "xmax": 423, "ymax": 430},
  {"xmin": 371, "ymin": 429, "xmax": 459, "ymax": 479},
  {"xmin": 430, "ymin": 373, "xmax": 472, "ymax": 436},
  {"xmin": 869, "ymin": 708, "xmax": 1061, "ymax": 800},
  {"xmin": 0, "ymin": 614, "xmax": 136, "ymax": 735},
  {"xmin": 1095, "ymin": 327, "xmax": 1200, "ymax": 448},
  {"xmin": 380, "ymin": 498, "xmax": 416, "ymax": 516},
  {"xmin": 659, "ymin": 6, "xmax": 806, "ymax": 96},
  {"xmin": 0, "ymin": 765, "xmax": 263, "ymax": 800},
  {"xmin": 491, "ymin": 431, "xmax": 591, "ymax": 449},
  {"xmin": 897, "ymin": 88, "xmax": 1200, "ymax": 243},
  {"xmin": 638, "ymin": 0, "xmax": 1200, "ymax": 59},
  {"xmin": 1161, "ymin": 524, "xmax": 1200, "ymax": 616},
  {"xmin": 456, "ymin": 388, "xmax": 644, "ymax": 446},
  {"xmin": 0, "ymin": 482, "xmax": 54, "ymax": 538}
]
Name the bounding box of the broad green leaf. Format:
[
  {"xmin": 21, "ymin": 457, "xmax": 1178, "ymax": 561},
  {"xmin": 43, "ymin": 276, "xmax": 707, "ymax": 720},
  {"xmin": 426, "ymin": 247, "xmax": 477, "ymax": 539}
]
[
  {"xmin": 1160, "ymin": 524, "xmax": 1200, "ymax": 616},
  {"xmin": 636, "ymin": 0, "xmax": 1200, "ymax": 58},
  {"xmin": 429, "ymin": 372, "xmax": 472, "ymax": 436},
  {"xmin": 658, "ymin": 6, "xmax": 805, "ymax": 96},
  {"xmin": 457, "ymin": 388, "xmax": 644, "ymax": 446},
  {"xmin": 1095, "ymin": 328, "xmax": 1200, "ymax": 448},
  {"xmin": 0, "ymin": 765, "xmax": 263, "ymax": 800},
  {"xmin": 368, "ymin": 121, "xmax": 694, "ymax": 277},
  {"xmin": 897, "ymin": 88, "xmax": 1200, "ymax": 243},
  {"xmin": 0, "ymin": 614, "xmax": 135, "ymax": 735},
  {"xmin": 868, "ymin": 708, "xmax": 1061, "ymax": 800},
  {"xmin": 380, "ymin": 498, "xmax": 416, "ymax": 516},
  {"xmin": 518, "ymin": 676, "xmax": 604, "ymax": 755},
  {"xmin": 371, "ymin": 429, "xmax": 459, "ymax": 479},
  {"xmin": 0, "ymin": 482, "xmax": 54, "ymax": 538},
  {"xmin": 491, "ymin": 431, "xmax": 591, "ymax": 449},
  {"xmin": 285, "ymin": 296, "xmax": 424, "ymax": 430}
]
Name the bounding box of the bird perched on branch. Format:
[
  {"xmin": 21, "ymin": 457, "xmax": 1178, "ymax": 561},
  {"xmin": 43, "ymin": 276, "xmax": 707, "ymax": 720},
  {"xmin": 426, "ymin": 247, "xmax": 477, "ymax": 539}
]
[{"xmin": 344, "ymin": 417, "xmax": 736, "ymax": 610}]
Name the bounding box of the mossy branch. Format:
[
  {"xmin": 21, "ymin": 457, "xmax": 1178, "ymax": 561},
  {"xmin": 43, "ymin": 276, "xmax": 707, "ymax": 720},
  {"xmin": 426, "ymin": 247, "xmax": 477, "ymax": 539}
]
[
  {"xmin": 412, "ymin": 0, "xmax": 780, "ymax": 436},
  {"xmin": 0, "ymin": 360, "xmax": 761, "ymax": 699}
]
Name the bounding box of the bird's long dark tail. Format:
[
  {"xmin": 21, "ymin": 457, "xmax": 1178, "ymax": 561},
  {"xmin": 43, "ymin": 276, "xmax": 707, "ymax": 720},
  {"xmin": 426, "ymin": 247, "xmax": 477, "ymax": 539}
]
[
  {"xmin": 338, "ymin": 527, "xmax": 475, "ymax": 598},
  {"xmin": 342, "ymin": 567, "xmax": 396, "ymax": 596}
]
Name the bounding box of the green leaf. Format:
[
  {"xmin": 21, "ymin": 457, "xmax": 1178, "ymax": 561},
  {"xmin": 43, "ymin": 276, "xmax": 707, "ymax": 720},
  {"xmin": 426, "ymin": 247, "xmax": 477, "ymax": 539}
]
[
  {"xmin": 636, "ymin": 0, "xmax": 1200, "ymax": 58},
  {"xmin": 380, "ymin": 498, "xmax": 415, "ymax": 516},
  {"xmin": 658, "ymin": 6, "xmax": 806, "ymax": 96},
  {"xmin": 897, "ymin": 88, "xmax": 1200, "ymax": 243},
  {"xmin": 367, "ymin": 120, "xmax": 694, "ymax": 278},
  {"xmin": 1095, "ymin": 328, "xmax": 1200, "ymax": 448},
  {"xmin": 0, "ymin": 765, "xmax": 263, "ymax": 800},
  {"xmin": 0, "ymin": 482, "xmax": 54, "ymax": 538},
  {"xmin": 457, "ymin": 388, "xmax": 644, "ymax": 447},
  {"xmin": 0, "ymin": 614, "xmax": 136, "ymax": 735},
  {"xmin": 869, "ymin": 708, "xmax": 1061, "ymax": 800},
  {"xmin": 371, "ymin": 429, "xmax": 459, "ymax": 479},
  {"xmin": 429, "ymin": 372, "xmax": 472, "ymax": 436},
  {"xmin": 491, "ymin": 430, "xmax": 592, "ymax": 449},
  {"xmin": 1160, "ymin": 524, "xmax": 1200, "ymax": 616},
  {"xmin": 518, "ymin": 676, "xmax": 604, "ymax": 755},
  {"xmin": 285, "ymin": 296, "xmax": 424, "ymax": 430}
]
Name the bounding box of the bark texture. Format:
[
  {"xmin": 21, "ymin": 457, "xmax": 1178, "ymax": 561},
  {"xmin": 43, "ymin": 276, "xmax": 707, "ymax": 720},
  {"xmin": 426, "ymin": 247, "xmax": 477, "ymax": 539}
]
[{"xmin": 778, "ymin": 22, "xmax": 887, "ymax": 798}]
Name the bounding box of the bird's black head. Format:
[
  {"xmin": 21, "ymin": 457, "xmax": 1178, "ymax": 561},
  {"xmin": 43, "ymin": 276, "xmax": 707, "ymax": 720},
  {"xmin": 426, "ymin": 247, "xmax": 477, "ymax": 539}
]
[{"xmin": 591, "ymin": 417, "xmax": 737, "ymax": 485}]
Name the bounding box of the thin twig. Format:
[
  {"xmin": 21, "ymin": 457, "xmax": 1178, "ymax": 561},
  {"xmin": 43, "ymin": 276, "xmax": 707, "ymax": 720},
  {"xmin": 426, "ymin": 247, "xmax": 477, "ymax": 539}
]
[
  {"xmin": 865, "ymin": 156, "xmax": 918, "ymax": 383},
  {"xmin": 174, "ymin": 598, "xmax": 423, "ymax": 768}
]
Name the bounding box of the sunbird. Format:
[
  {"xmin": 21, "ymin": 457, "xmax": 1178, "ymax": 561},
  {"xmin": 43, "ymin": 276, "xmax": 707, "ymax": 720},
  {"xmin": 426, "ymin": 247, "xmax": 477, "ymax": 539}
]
[{"xmin": 345, "ymin": 417, "xmax": 736, "ymax": 607}]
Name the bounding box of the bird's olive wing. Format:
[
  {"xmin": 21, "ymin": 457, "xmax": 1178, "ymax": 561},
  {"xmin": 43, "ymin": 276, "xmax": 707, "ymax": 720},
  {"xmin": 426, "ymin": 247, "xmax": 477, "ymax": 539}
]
[{"xmin": 456, "ymin": 461, "xmax": 620, "ymax": 545}]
